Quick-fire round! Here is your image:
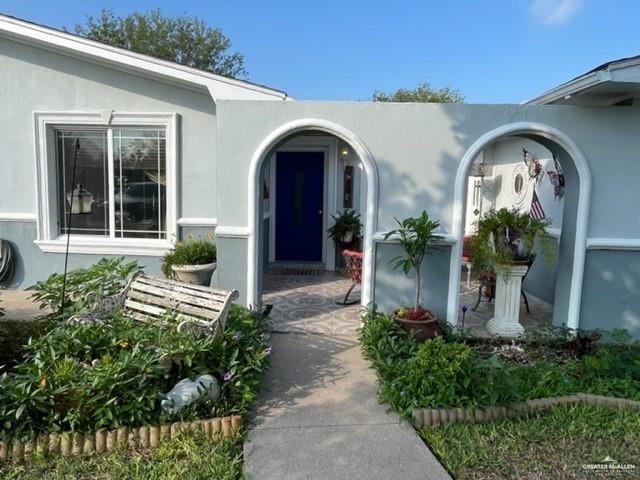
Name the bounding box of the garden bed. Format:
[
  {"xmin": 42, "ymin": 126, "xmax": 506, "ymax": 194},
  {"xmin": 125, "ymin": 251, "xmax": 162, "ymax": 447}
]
[
  {"xmin": 359, "ymin": 311, "xmax": 640, "ymax": 417},
  {"xmin": 360, "ymin": 311, "xmax": 640, "ymax": 479},
  {"xmin": 0, "ymin": 259, "xmax": 270, "ymax": 473}
]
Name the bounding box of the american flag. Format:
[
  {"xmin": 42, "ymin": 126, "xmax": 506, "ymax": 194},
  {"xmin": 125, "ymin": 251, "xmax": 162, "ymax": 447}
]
[{"xmin": 529, "ymin": 190, "xmax": 546, "ymax": 220}]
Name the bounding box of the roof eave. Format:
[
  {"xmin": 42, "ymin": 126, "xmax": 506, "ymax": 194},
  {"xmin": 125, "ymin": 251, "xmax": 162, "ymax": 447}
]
[
  {"xmin": 0, "ymin": 14, "xmax": 288, "ymax": 101},
  {"xmin": 523, "ymin": 71, "xmax": 611, "ymax": 105}
]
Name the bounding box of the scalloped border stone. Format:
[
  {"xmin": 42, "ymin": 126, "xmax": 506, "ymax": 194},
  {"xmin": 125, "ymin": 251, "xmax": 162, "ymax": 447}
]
[
  {"xmin": 411, "ymin": 393, "xmax": 640, "ymax": 428},
  {"xmin": 0, "ymin": 415, "xmax": 241, "ymax": 462}
]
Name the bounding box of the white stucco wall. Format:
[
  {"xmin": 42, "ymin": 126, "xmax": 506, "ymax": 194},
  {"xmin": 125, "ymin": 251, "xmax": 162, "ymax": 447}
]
[
  {"xmin": 214, "ymin": 100, "xmax": 640, "ymax": 337},
  {"xmin": 0, "ymin": 36, "xmax": 217, "ymax": 285},
  {"xmin": 464, "ymin": 137, "xmax": 564, "ymax": 235}
]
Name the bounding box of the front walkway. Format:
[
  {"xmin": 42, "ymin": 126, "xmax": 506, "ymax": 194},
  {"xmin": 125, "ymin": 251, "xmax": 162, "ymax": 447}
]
[{"xmin": 244, "ymin": 333, "xmax": 450, "ymax": 479}]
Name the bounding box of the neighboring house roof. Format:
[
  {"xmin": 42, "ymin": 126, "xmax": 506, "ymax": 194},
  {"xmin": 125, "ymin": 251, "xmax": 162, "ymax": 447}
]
[
  {"xmin": 525, "ymin": 55, "xmax": 640, "ymax": 105},
  {"xmin": 0, "ymin": 13, "xmax": 289, "ymax": 101}
]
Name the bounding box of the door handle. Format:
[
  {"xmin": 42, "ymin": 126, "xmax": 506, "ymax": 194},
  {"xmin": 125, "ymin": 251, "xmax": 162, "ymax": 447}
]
[{"xmin": 318, "ymin": 209, "xmax": 323, "ymax": 215}]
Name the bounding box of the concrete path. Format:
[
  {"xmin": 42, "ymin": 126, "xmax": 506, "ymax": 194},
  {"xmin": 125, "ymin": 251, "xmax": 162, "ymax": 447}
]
[
  {"xmin": 244, "ymin": 333, "xmax": 451, "ymax": 480},
  {"xmin": 0, "ymin": 289, "xmax": 43, "ymax": 321}
]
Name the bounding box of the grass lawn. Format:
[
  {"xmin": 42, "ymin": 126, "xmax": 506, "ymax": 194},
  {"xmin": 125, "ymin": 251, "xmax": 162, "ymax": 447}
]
[
  {"xmin": 0, "ymin": 431, "xmax": 243, "ymax": 480},
  {"xmin": 420, "ymin": 404, "xmax": 640, "ymax": 480}
]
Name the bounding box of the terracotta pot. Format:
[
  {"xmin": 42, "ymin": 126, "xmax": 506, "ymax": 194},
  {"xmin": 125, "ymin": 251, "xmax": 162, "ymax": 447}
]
[
  {"xmin": 393, "ymin": 311, "xmax": 439, "ymax": 341},
  {"xmin": 171, "ymin": 262, "xmax": 216, "ymax": 286}
]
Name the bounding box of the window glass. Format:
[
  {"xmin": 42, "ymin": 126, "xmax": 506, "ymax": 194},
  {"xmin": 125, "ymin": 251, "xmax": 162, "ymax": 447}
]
[
  {"xmin": 113, "ymin": 129, "xmax": 167, "ymax": 239},
  {"xmin": 56, "ymin": 130, "xmax": 109, "ymax": 235},
  {"xmin": 55, "ymin": 127, "xmax": 167, "ymax": 239}
]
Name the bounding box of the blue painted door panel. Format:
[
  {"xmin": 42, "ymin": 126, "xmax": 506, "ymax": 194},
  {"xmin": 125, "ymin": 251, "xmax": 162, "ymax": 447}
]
[{"xmin": 275, "ymin": 151, "xmax": 324, "ymax": 261}]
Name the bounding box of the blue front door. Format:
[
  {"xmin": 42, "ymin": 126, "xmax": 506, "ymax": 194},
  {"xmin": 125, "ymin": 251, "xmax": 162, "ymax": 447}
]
[{"xmin": 275, "ymin": 151, "xmax": 324, "ymax": 262}]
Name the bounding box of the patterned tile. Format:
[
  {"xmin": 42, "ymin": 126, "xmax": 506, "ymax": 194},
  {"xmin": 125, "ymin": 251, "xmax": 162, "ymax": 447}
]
[
  {"xmin": 262, "ymin": 272, "xmax": 553, "ymax": 338},
  {"xmin": 262, "ymin": 272, "xmax": 361, "ymax": 335}
]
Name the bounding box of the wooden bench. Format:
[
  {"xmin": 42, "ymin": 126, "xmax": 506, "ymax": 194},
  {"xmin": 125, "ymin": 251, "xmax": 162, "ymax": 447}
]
[{"xmin": 68, "ymin": 271, "xmax": 239, "ymax": 335}]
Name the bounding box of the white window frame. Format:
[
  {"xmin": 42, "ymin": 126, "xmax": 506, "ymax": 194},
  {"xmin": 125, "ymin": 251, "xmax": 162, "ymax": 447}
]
[{"xmin": 33, "ymin": 111, "xmax": 179, "ymax": 256}]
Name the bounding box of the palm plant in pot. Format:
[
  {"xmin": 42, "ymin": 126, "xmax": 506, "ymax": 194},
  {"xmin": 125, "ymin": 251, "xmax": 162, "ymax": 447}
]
[
  {"xmin": 161, "ymin": 235, "xmax": 217, "ymax": 286},
  {"xmin": 384, "ymin": 210, "xmax": 442, "ymax": 341}
]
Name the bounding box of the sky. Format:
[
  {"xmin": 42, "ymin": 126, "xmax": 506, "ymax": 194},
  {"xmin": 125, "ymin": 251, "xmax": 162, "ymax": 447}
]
[{"xmin": 0, "ymin": 0, "xmax": 637, "ymax": 103}]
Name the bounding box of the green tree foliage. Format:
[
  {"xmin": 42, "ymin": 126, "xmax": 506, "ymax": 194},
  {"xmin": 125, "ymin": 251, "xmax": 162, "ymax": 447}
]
[
  {"xmin": 75, "ymin": 9, "xmax": 246, "ymax": 78},
  {"xmin": 372, "ymin": 82, "xmax": 464, "ymax": 103}
]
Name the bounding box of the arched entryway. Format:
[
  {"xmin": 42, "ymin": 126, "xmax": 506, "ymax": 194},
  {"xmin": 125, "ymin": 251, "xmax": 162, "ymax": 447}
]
[
  {"xmin": 246, "ymin": 119, "xmax": 379, "ymax": 313},
  {"xmin": 447, "ymin": 122, "xmax": 591, "ymax": 332}
]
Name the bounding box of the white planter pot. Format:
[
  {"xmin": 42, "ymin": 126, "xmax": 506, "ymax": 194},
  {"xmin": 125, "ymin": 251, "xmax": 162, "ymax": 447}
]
[
  {"xmin": 171, "ymin": 262, "xmax": 216, "ymax": 286},
  {"xmin": 341, "ymin": 231, "xmax": 354, "ymax": 244}
]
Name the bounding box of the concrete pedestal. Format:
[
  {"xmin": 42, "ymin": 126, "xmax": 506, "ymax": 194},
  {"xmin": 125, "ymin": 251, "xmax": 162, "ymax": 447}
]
[{"xmin": 486, "ymin": 264, "xmax": 528, "ymax": 337}]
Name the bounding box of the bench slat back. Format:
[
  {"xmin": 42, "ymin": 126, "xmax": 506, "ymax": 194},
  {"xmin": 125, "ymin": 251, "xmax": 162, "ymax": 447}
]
[{"xmin": 122, "ymin": 273, "xmax": 239, "ymax": 329}]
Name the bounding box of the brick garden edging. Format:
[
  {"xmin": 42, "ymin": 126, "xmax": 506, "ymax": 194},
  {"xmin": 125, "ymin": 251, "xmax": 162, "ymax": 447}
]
[
  {"xmin": 411, "ymin": 393, "xmax": 640, "ymax": 428},
  {"xmin": 0, "ymin": 415, "xmax": 241, "ymax": 462}
]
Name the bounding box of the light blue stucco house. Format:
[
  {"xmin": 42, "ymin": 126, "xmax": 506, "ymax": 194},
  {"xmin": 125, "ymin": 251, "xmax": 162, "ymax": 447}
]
[{"xmin": 1, "ymin": 15, "xmax": 639, "ymax": 337}]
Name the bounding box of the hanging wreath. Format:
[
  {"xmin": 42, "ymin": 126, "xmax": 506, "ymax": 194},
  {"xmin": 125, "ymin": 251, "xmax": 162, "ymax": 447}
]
[
  {"xmin": 547, "ymin": 154, "xmax": 565, "ymax": 199},
  {"xmin": 522, "ymin": 148, "xmax": 543, "ymax": 184}
]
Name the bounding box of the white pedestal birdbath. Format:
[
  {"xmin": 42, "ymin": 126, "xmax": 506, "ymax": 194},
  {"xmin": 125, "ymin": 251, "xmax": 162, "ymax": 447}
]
[{"xmin": 486, "ymin": 264, "xmax": 529, "ymax": 337}]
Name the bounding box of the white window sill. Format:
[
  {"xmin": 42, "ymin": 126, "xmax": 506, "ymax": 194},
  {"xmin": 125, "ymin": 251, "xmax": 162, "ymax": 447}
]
[{"xmin": 34, "ymin": 236, "xmax": 172, "ymax": 256}]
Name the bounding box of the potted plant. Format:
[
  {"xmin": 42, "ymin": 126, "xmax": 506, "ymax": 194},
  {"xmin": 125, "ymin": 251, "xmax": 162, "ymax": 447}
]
[
  {"xmin": 468, "ymin": 208, "xmax": 554, "ymax": 336},
  {"xmin": 328, "ymin": 210, "xmax": 363, "ymax": 271},
  {"xmin": 384, "ymin": 210, "xmax": 442, "ymax": 341},
  {"xmin": 328, "ymin": 209, "xmax": 362, "ymax": 246},
  {"xmin": 161, "ymin": 235, "xmax": 217, "ymax": 286},
  {"xmin": 467, "ymin": 207, "xmax": 554, "ymax": 276}
]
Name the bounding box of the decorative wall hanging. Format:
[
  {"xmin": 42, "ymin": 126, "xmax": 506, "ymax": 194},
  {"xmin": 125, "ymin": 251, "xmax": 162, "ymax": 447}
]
[
  {"xmin": 547, "ymin": 154, "xmax": 565, "ymax": 199},
  {"xmin": 510, "ymin": 163, "xmax": 529, "ymax": 207},
  {"xmin": 522, "ymin": 148, "xmax": 543, "ymax": 184}
]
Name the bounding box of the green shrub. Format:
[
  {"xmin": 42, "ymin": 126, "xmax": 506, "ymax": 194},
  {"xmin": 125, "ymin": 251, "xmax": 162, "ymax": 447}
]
[
  {"xmin": 0, "ymin": 305, "xmax": 269, "ymax": 440},
  {"xmin": 360, "ymin": 310, "xmax": 640, "ymax": 417},
  {"xmin": 161, "ymin": 235, "xmax": 217, "ymax": 278},
  {"xmin": 29, "ymin": 258, "xmax": 140, "ymax": 323}
]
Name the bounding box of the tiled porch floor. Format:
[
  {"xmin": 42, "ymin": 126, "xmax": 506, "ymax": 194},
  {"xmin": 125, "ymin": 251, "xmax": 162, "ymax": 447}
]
[
  {"xmin": 263, "ymin": 271, "xmax": 361, "ymax": 335},
  {"xmin": 262, "ymin": 270, "xmax": 554, "ymax": 337}
]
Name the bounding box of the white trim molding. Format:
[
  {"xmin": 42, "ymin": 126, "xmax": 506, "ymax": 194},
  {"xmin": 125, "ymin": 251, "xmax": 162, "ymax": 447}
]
[
  {"xmin": 545, "ymin": 227, "xmax": 562, "ymax": 239},
  {"xmin": 33, "ymin": 111, "xmax": 179, "ymax": 256},
  {"xmin": 447, "ymin": 122, "xmax": 591, "ymax": 332},
  {"xmin": 587, "ymin": 238, "xmax": 640, "ymax": 251},
  {"xmin": 247, "ymin": 119, "xmax": 379, "ymax": 309},
  {"xmin": 373, "ymin": 231, "xmax": 457, "ymax": 245},
  {"xmin": 35, "ymin": 237, "xmax": 172, "ymax": 256},
  {"xmin": 0, "ymin": 213, "xmax": 37, "ymax": 222},
  {"xmin": 177, "ymin": 217, "xmax": 217, "ymax": 227},
  {"xmin": 215, "ymin": 226, "xmax": 251, "ymax": 239}
]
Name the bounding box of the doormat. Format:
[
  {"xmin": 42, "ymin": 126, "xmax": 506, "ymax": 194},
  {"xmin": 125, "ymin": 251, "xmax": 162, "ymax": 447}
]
[{"xmin": 269, "ymin": 266, "xmax": 323, "ymax": 275}]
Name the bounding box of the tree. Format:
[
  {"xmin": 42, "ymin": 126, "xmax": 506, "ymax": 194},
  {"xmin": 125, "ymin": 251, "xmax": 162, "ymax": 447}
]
[
  {"xmin": 372, "ymin": 82, "xmax": 464, "ymax": 103},
  {"xmin": 75, "ymin": 9, "xmax": 246, "ymax": 78}
]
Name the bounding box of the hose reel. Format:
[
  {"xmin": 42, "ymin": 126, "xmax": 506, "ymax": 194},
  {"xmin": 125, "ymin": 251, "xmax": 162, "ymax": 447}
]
[{"xmin": 0, "ymin": 239, "xmax": 15, "ymax": 286}]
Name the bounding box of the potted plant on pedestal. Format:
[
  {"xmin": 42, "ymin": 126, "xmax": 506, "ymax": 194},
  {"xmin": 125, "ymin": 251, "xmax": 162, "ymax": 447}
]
[
  {"xmin": 468, "ymin": 207, "xmax": 553, "ymax": 275},
  {"xmin": 328, "ymin": 210, "xmax": 363, "ymax": 270},
  {"xmin": 161, "ymin": 235, "xmax": 217, "ymax": 286},
  {"xmin": 384, "ymin": 210, "xmax": 442, "ymax": 341},
  {"xmin": 468, "ymin": 208, "xmax": 554, "ymax": 336}
]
